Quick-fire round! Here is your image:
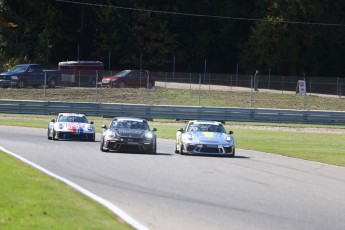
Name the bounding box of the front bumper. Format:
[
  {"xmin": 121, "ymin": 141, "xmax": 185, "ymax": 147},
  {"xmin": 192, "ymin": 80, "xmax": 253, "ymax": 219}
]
[
  {"xmin": 184, "ymin": 143, "xmax": 235, "ymax": 155},
  {"xmin": 0, "ymin": 79, "xmax": 16, "ymax": 87},
  {"xmin": 102, "ymin": 138, "xmax": 155, "ymax": 152},
  {"xmin": 55, "ymin": 131, "xmax": 95, "ymax": 140},
  {"xmin": 101, "ymin": 81, "xmax": 111, "ymax": 86}
]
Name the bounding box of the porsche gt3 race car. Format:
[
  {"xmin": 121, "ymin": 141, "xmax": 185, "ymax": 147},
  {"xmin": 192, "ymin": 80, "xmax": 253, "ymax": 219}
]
[
  {"xmin": 175, "ymin": 120, "xmax": 235, "ymax": 157},
  {"xmin": 100, "ymin": 117, "xmax": 157, "ymax": 154},
  {"xmin": 47, "ymin": 113, "xmax": 95, "ymax": 141}
]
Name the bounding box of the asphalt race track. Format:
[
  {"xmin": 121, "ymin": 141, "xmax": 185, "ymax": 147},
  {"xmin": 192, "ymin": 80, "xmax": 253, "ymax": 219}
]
[{"xmin": 1, "ymin": 126, "xmax": 345, "ymax": 230}]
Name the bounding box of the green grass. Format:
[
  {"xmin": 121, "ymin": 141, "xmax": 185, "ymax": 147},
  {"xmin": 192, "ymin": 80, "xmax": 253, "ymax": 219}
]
[
  {"xmin": 1, "ymin": 87, "xmax": 345, "ymax": 110},
  {"xmin": 234, "ymin": 129, "xmax": 345, "ymax": 167},
  {"xmin": 0, "ymin": 151, "xmax": 133, "ymax": 230}
]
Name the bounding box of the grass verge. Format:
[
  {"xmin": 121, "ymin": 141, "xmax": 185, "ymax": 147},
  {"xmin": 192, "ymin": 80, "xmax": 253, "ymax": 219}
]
[{"xmin": 0, "ymin": 151, "xmax": 133, "ymax": 230}]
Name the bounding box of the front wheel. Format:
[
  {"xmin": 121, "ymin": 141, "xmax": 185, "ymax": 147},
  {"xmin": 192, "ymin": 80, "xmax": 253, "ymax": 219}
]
[
  {"xmin": 90, "ymin": 134, "xmax": 95, "ymax": 142},
  {"xmin": 48, "ymin": 78, "xmax": 57, "ymax": 88},
  {"xmin": 180, "ymin": 144, "xmax": 187, "ymax": 155},
  {"xmin": 52, "ymin": 130, "xmax": 58, "ymax": 141},
  {"xmin": 118, "ymin": 82, "xmax": 126, "ymax": 88},
  {"xmin": 229, "ymin": 147, "xmax": 235, "ymax": 157},
  {"xmin": 174, "ymin": 143, "xmax": 179, "ymax": 154},
  {"xmin": 151, "ymin": 142, "xmax": 157, "ymax": 154},
  {"xmin": 47, "ymin": 129, "xmax": 52, "ymax": 140},
  {"xmin": 17, "ymin": 79, "xmax": 26, "ymax": 88},
  {"xmin": 100, "ymin": 138, "xmax": 109, "ymax": 152}
]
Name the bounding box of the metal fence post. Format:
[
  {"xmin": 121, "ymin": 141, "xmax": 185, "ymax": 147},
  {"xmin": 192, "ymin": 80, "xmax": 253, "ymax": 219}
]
[
  {"xmin": 165, "ymin": 72, "xmax": 167, "ymax": 88},
  {"xmin": 44, "ymin": 71, "xmax": 47, "ymax": 101},
  {"xmin": 189, "ymin": 72, "xmax": 192, "ymax": 90},
  {"xmin": 198, "ymin": 74, "xmax": 201, "ymax": 106}
]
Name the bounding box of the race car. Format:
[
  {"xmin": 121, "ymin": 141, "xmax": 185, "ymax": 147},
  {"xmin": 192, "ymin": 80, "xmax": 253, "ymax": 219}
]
[
  {"xmin": 100, "ymin": 117, "xmax": 157, "ymax": 153},
  {"xmin": 47, "ymin": 113, "xmax": 95, "ymax": 141},
  {"xmin": 175, "ymin": 120, "xmax": 235, "ymax": 157}
]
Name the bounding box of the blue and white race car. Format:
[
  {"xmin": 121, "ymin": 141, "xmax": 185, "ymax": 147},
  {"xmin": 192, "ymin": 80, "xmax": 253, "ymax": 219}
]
[
  {"xmin": 175, "ymin": 120, "xmax": 235, "ymax": 157},
  {"xmin": 47, "ymin": 113, "xmax": 95, "ymax": 141}
]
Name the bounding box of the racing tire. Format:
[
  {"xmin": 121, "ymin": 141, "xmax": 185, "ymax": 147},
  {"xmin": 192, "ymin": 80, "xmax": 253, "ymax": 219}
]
[
  {"xmin": 180, "ymin": 144, "xmax": 187, "ymax": 155},
  {"xmin": 229, "ymin": 147, "xmax": 235, "ymax": 158},
  {"xmin": 52, "ymin": 130, "xmax": 58, "ymax": 141},
  {"xmin": 17, "ymin": 79, "xmax": 26, "ymax": 88},
  {"xmin": 89, "ymin": 134, "xmax": 96, "ymax": 142},
  {"xmin": 47, "ymin": 129, "xmax": 52, "ymax": 140},
  {"xmin": 119, "ymin": 82, "xmax": 126, "ymax": 88},
  {"xmin": 100, "ymin": 138, "xmax": 109, "ymax": 152},
  {"xmin": 174, "ymin": 143, "xmax": 179, "ymax": 154},
  {"xmin": 151, "ymin": 142, "xmax": 157, "ymax": 154}
]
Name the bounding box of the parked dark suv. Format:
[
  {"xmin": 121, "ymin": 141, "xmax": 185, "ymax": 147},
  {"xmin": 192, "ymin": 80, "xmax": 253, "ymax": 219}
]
[{"xmin": 101, "ymin": 70, "xmax": 155, "ymax": 89}]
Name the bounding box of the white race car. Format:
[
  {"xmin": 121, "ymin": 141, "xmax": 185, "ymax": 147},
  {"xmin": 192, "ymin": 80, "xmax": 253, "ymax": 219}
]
[
  {"xmin": 175, "ymin": 120, "xmax": 235, "ymax": 157},
  {"xmin": 47, "ymin": 113, "xmax": 95, "ymax": 141}
]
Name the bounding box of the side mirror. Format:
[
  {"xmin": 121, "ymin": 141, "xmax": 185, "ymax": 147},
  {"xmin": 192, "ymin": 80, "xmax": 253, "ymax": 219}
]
[
  {"xmin": 51, "ymin": 119, "xmax": 56, "ymax": 122},
  {"xmin": 90, "ymin": 121, "xmax": 94, "ymax": 124},
  {"xmin": 152, "ymin": 128, "xmax": 157, "ymax": 132},
  {"xmin": 229, "ymin": 130, "xmax": 234, "ymax": 135},
  {"xmin": 178, "ymin": 128, "xmax": 183, "ymax": 132},
  {"xmin": 101, "ymin": 124, "xmax": 107, "ymax": 129}
]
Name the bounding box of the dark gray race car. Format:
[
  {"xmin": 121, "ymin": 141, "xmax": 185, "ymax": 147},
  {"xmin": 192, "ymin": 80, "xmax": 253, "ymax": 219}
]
[{"xmin": 100, "ymin": 117, "xmax": 157, "ymax": 154}]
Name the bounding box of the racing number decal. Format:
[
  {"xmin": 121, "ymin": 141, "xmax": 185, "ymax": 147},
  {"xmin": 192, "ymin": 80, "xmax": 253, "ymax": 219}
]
[{"xmin": 203, "ymin": 132, "xmax": 215, "ymax": 138}]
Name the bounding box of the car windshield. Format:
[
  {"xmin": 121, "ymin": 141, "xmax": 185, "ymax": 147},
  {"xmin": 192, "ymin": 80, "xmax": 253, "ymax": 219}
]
[
  {"xmin": 9, "ymin": 65, "xmax": 27, "ymax": 72},
  {"xmin": 110, "ymin": 120, "xmax": 149, "ymax": 130},
  {"xmin": 187, "ymin": 124, "xmax": 225, "ymax": 133},
  {"xmin": 58, "ymin": 115, "xmax": 88, "ymax": 123},
  {"xmin": 115, "ymin": 70, "xmax": 131, "ymax": 77}
]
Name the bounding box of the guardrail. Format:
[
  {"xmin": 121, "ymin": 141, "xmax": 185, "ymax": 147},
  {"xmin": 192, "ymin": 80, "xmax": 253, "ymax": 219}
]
[{"xmin": 0, "ymin": 99, "xmax": 345, "ymax": 125}]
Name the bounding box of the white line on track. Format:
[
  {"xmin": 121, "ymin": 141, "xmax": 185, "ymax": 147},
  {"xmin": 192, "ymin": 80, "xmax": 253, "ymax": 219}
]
[{"xmin": 0, "ymin": 146, "xmax": 150, "ymax": 230}]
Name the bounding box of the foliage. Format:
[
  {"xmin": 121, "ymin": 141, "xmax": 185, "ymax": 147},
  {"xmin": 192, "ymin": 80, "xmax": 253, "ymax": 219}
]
[{"xmin": 0, "ymin": 0, "xmax": 345, "ymax": 75}]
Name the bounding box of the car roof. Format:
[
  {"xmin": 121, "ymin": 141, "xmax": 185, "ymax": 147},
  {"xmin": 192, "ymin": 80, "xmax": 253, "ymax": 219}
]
[
  {"xmin": 112, "ymin": 117, "xmax": 145, "ymax": 122},
  {"xmin": 188, "ymin": 120, "xmax": 221, "ymax": 125},
  {"xmin": 58, "ymin": 113, "xmax": 86, "ymax": 117},
  {"xmin": 16, "ymin": 64, "xmax": 41, "ymax": 67}
]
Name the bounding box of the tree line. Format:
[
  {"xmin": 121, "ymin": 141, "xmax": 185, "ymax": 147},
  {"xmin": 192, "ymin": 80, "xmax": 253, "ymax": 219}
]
[{"xmin": 1, "ymin": 0, "xmax": 345, "ymax": 77}]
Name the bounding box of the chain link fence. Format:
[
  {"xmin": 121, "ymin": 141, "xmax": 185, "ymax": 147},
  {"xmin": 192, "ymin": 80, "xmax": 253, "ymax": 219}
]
[
  {"xmin": 151, "ymin": 72, "xmax": 344, "ymax": 97},
  {"xmin": 1, "ymin": 70, "xmax": 344, "ymax": 111}
]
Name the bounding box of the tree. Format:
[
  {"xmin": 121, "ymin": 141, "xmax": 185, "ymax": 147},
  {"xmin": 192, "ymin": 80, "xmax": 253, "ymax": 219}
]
[
  {"xmin": 240, "ymin": 0, "xmax": 345, "ymax": 76},
  {"xmin": 0, "ymin": 0, "xmax": 63, "ymax": 68}
]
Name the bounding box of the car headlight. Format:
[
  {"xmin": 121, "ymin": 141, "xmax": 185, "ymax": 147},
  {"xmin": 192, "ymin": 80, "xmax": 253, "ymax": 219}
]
[
  {"xmin": 11, "ymin": 76, "xmax": 18, "ymax": 80},
  {"xmin": 87, "ymin": 125, "xmax": 94, "ymax": 131},
  {"xmin": 226, "ymin": 135, "xmax": 232, "ymax": 142},
  {"xmin": 185, "ymin": 134, "xmax": 194, "ymax": 141},
  {"xmin": 106, "ymin": 130, "xmax": 116, "ymax": 138},
  {"xmin": 145, "ymin": 132, "xmax": 154, "ymax": 140}
]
